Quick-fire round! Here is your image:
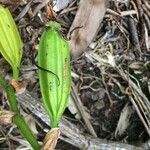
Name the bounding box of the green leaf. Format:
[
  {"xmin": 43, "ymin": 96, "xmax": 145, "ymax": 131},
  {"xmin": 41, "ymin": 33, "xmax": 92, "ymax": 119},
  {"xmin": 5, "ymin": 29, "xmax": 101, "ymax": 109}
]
[
  {"xmin": 0, "ymin": 5, "xmax": 23, "ymax": 80},
  {"xmin": 38, "ymin": 21, "xmax": 71, "ymax": 128}
]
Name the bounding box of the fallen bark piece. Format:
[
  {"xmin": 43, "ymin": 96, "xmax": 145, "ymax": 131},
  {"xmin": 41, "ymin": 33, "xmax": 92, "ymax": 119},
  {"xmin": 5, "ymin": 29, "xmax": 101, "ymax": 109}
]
[{"xmin": 68, "ymin": 0, "xmax": 107, "ymax": 59}]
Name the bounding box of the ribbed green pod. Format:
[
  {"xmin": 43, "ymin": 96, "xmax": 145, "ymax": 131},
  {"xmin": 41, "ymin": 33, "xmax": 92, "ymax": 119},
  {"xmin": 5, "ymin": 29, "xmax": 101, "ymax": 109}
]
[
  {"xmin": 38, "ymin": 21, "xmax": 71, "ymax": 128},
  {"xmin": 0, "ymin": 5, "xmax": 23, "ymax": 80}
]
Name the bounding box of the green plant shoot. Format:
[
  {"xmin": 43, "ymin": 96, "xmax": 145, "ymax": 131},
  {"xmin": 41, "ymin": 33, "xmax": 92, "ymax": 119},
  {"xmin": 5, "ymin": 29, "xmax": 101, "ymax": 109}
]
[
  {"xmin": 0, "ymin": 5, "xmax": 23, "ymax": 80},
  {"xmin": 0, "ymin": 75, "xmax": 41, "ymax": 150},
  {"xmin": 38, "ymin": 21, "xmax": 71, "ymax": 128}
]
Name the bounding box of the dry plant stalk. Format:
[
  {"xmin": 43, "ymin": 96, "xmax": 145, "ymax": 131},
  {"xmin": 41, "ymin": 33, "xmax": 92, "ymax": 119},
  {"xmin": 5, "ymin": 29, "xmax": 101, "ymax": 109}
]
[{"xmin": 68, "ymin": 0, "xmax": 107, "ymax": 59}]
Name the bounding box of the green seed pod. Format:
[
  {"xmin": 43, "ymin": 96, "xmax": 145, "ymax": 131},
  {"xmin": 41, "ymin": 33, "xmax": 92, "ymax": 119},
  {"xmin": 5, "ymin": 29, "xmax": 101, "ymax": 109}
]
[
  {"xmin": 38, "ymin": 21, "xmax": 71, "ymax": 128},
  {"xmin": 0, "ymin": 5, "xmax": 23, "ymax": 80}
]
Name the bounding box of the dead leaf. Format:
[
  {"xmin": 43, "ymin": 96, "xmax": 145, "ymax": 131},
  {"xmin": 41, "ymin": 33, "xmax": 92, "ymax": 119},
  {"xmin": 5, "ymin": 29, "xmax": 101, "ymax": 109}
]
[
  {"xmin": 0, "ymin": 110, "xmax": 15, "ymax": 124},
  {"xmin": 42, "ymin": 128, "xmax": 60, "ymax": 150},
  {"xmin": 68, "ymin": 97, "xmax": 81, "ymax": 119},
  {"xmin": 46, "ymin": 4, "xmax": 55, "ymax": 19},
  {"xmin": 9, "ymin": 79, "xmax": 26, "ymax": 94},
  {"xmin": 115, "ymin": 103, "xmax": 134, "ymax": 137},
  {"xmin": 68, "ymin": 0, "xmax": 107, "ymax": 59}
]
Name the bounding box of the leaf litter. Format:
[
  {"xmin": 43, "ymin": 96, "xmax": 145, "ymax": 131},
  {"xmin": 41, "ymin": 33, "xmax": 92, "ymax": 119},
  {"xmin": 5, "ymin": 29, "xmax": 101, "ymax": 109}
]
[{"xmin": 0, "ymin": 0, "xmax": 150, "ymax": 149}]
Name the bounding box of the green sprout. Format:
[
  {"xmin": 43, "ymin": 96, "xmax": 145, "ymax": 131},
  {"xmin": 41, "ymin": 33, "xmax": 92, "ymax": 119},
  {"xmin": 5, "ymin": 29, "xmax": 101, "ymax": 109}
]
[
  {"xmin": 38, "ymin": 21, "xmax": 71, "ymax": 128},
  {"xmin": 0, "ymin": 5, "xmax": 23, "ymax": 80},
  {"xmin": 0, "ymin": 75, "xmax": 41, "ymax": 150},
  {"xmin": 38, "ymin": 21, "xmax": 71, "ymax": 149},
  {"xmin": 0, "ymin": 5, "xmax": 40, "ymax": 150}
]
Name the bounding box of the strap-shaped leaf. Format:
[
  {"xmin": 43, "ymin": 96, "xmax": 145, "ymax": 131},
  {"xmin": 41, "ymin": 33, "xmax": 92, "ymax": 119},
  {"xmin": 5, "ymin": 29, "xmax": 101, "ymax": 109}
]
[{"xmin": 38, "ymin": 21, "xmax": 71, "ymax": 128}]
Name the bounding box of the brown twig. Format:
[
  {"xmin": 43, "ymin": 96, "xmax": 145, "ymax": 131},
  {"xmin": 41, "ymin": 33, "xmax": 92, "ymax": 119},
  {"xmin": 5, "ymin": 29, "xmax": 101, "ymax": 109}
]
[{"xmin": 15, "ymin": 0, "xmax": 33, "ymax": 21}]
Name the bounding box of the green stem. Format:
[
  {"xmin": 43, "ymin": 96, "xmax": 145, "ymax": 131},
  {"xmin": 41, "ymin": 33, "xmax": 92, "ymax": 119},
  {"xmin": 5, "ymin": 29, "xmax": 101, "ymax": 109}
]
[
  {"xmin": 12, "ymin": 66, "xmax": 19, "ymax": 80},
  {"xmin": 13, "ymin": 115, "xmax": 40, "ymax": 150},
  {"xmin": 6, "ymin": 84, "xmax": 20, "ymax": 113},
  {"xmin": 0, "ymin": 75, "xmax": 41, "ymax": 150},
  {"xmin": 51, "ymin": 120, "xmax": 58, "ymax": 128},
  {"xmin": 51, "ymin": 116, "xmax": 59, "ymax": 128}
]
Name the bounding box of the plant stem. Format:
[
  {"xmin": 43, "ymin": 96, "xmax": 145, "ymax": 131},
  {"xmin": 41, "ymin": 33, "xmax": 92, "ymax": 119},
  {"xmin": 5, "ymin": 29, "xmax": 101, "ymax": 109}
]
[
  {"xmin": 0, "ymin": 75, "xmax": 41, "ymax": 150},
  {"xmin": 12, "ymin": 66, "xmax": 19, "ymax": 80},
  {"xmin": 13, "ymin": 115, "xmax": 41, "ymax": 150}
]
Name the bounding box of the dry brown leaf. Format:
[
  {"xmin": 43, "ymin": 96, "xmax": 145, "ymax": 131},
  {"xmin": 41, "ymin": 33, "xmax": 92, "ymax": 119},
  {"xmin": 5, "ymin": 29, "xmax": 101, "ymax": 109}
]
[
  {"xmin": 0, "ymin": 110, "xmax": 15, "ymax": 124},
  {"xmin": 46, "ymin": 4, "xmax": 55, "ymax": 19},
  {"xmin": 9, "ymin": 79, "xmax": 26, "ymax": 94},
  {"xmin": 68, "ymin": 0, "xmax": 107, "ymax": 59},
  {"xmin": 42, "ymin": 128, "xmax": 60, "ymax": 150}
]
